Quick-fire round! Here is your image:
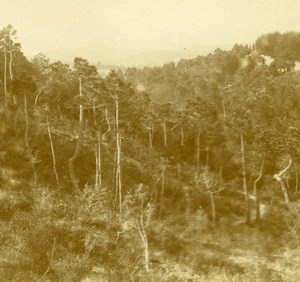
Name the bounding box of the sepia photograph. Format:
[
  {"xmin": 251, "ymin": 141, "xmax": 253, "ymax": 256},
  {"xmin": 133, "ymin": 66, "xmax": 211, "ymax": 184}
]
[{"xmin": 0, "ymin": 0, "xmax": 300, "ymax": 281}]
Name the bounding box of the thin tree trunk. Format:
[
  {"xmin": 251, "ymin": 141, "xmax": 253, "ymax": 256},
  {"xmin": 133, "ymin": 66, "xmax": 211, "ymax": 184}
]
[
  {"xmin": 97, "ymin": 132, "xmax": 102, "ymax": 189},
  {"xmin": 278, "ymin": 179, "xmax": 290, "ymax": 203},
  {"xmin": 202, "ymin": 167, "xmax": 217, "ymax": 226},
  {"xmin": 196, "ymin": 128, "xmax": 200, "ymax": 169},
  {"xmin": 274, "ymin": 158, "xmax": 292, "ymax": 203},
  {"xmin": 148, "ymin": 123, "xmax": 153, "ymax": 149},
  {"xmin": 113, "ymin": 151, "xmax": 117, "ymax": 201},
  {"xmin": 159, "ymin": 161, "xmax": 166, "ymax": 216},
  {"xmin": 180, "ymin": 125, "xmax": 184, "ymax": 147},
  {"xmin": 115, "ymin": 97, "xmax": 122, "ymax": 212},
  {"xmin": 102, "ymin": 107, "xmax": 111, "ymax": 140},
  {"xmin": 209, "ymin": 193, "xmax": 216, "ymax": 226},
  {"xmin": 94, "ymin": 134, "xmax": 102, "ymax": 191},
  {"xmin": 3, "ymin": 47, "xmax": 7, "ymax": 105},
  {"xmin": 177, "ymin": 163, "xmax": 181, "ymax": 189},
  {"xmin": 8, "ymin": 49, "xmax": 16, "ymax": 104},
  {"xmin": 254, "ymin": 158, "xmax": 264, "ymax": 224},
  {"xmin": 33, "ymin": 88, "xmax": 45, "ymax": 115},
  {"xmin": 138, "ymin": 215, "xmax": 150, "ymax": 273},
  {"xmin": 94, "ymin": 141, "xmax": 99, "ymax": 189},
  {"xmin": 40, "ymin": 238, "xmax": 56, "ymax": 280},
  {"xmin": 222, "ymin": 98, "xmax": 226, "ymax": 131},
  {"xmin": 47, "ymin": 121, "xmax": 60, "ymax": 189},
  {"xmin": 92, "ymin": 100, "xmax": 101, "ymax": 191},
  {"xmin": 163, "ymin": 119, "xmax": 167, "ymax": 147},
  {"xmin": 9, "ymin": 50, "xmax": 13, "ymax": 80},
  {"xmin": 69, "ymin": 77, "xmax": 84, "ymax": 194},
  {"xmin": 286, "ymin": 174, "xmax": 290, "ymax": 194},
  {"xmin": 240, "ymin": 135, "xmax": 250, "ymax": 224},
  {"xmin": 295, "ymin": 165, "xmax": 298, "ymax": 194}
]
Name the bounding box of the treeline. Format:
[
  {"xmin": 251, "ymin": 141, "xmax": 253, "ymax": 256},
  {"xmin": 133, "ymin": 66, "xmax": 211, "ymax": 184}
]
[{"xmin": 0, "ymin": 25, "xmax": 300, "ymax": 280}]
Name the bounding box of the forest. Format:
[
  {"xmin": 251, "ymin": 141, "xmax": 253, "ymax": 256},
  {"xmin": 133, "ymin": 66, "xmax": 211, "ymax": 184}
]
[{"xmin": 0, "ymin": 25, "xmax": 300, "ymax": 281}]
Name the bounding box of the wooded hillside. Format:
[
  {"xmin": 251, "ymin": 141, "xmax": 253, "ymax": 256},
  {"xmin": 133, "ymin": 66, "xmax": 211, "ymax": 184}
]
[{"xmin": 0, "ymin": 25, "xmax": 300, "ymax": 281}]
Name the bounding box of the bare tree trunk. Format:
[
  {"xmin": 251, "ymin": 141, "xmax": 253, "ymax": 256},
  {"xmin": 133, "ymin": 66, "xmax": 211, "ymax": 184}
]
[
  {"xmin": 138, "ymin": 215, "xmax": 150, "ymax": 273},
  {"xmin": 161, "ymin": 166, "xmax": 165, "ymax": 197},
  {"xmin": 9, "ymin": 50, "xmax": 13, "ymax": 80},
  {"xmin": 115, "ymin": 97, "xmax": 122, "ymax": 212},
  {"xmin": 286, "ymin": 174, "xmax": 290, "ymax": 194},
  {"xmin": 295, "ymin": 164, "xmax": 298, "ymax": 194},
  {"xmin": 97, "ymin": 132, "xmax": 102, "ymax": 189},
  {"xmin": 254, "ymin": 158, "xmax": 264, "ymax": 224},
  {"xmin": 3, "ymin": 47, "xmax": 8, "ymax": 105},
  {"xmin": 163, "ymin": 119, "xmax": 167, "ymax": 147},
  {"xmin": 196, "ymin": 128, "xmax": 200, "ymax": 169},
  {"xmin": 94, "ymin": 141, "xmax": 99, "ymax": 188},
  {"xmin": 158, "ymin": 160, "xmax": 166, "ymax": 217},
  {"xmin": 222, "ymin": 98, "xmax": 226, "ymax": 131},
  {"xmin": 240, "ymin": 135, "xmax": 250, "ymax": 224},
  {"xmin": 209, "ymin": 193, "xmax": 216, "ymax": 226},
  {"xmin": 202, "ymin": 167, "xmax": 218, "ymax": 226},
  {"xmin": 24, "ymin": 93, "xmax": 37, "ymax": 185},
  {"xmin": 92, "ymin": 100, "xmax": 101, "ymax": 191},
  {"xmin": 69, "ymin": 78, "xmax": 84, "ymax": 194},
  {"xmin": 177, "ymin": 163, "xmax": 181, "ymax": 189},
  {"xmin": 47, "ymin": 121, "xmax": 60, "ymax": 189},
  {"xmin": 274, "ymin": 158, "xmax": 292, "ymax": 203},
  {"xmin": 8, "ymin": 49, "xmax": 16, "ymax": 104},
  {"xmin": 148, "ymin": 123, "xmax": 154, "ymax": 149},
  {"xmin": 180, "ymin": 125, "xmax": 184, "ymax": 147},
  {"xmin": 94, "ymin": 134, "xmax": 102, "ymax": 191},
  {"xmin": 33, "ymin": 88, "xmax": 45, "ymax": 115},
  {"xmin": 113, "ymin": 151, "xmax": 117, "ymax": 200},
  {"xmin": 102, "ymin": 107, "xmax": 111, "ymax": 140}
]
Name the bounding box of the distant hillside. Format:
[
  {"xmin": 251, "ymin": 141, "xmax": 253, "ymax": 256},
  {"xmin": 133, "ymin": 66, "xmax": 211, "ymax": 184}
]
[{"xmin": 44, "ymin": 45, "xmax": 226, "ymax": 67}]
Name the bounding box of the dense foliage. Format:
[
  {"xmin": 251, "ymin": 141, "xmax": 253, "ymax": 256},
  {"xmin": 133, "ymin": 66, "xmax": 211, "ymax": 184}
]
[{"xmin": 1, "ymin": 27, "xmax": 300, "ymax": 281}]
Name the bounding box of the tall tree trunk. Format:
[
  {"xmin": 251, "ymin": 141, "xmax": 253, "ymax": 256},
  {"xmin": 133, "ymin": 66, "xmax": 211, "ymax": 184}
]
[
  {"xmin": 9, "ymin": 50, "xmax": 13, "ymax": 80},
  {"xmin": 47, "ymin": 121, "xmax": 60, "ymax": 189},
  {"xmin": 295, "ymin": 164, "xmax": 298, "ymax": 194},
  {"xmin": 3, "ymin": 47, "xmax": 8, "ymax": 105},
  {"xmin": 148, "ymin": 123, "xmax": 154, "ymax": 149},
  {"xmin": 240, "ymin": 135, "xmax": 250, "ymax": 224},
  {"xmin": 69, "ymin": 78, "xmax": 84, "ymax": 194},
  {"xmin": 92, "ymin": 100, "xmax": 102, "ymax": 191},
  {"xmin": 177, "ymin": 163, "xmax": 181, "ymax": 189},
  {"xmin": 159, "ymin": 160, "xmax": 166, "ymax": 217},
  {"xmin": 221, "ymin": 98, "xmax": 226, "ymax": 131},
  {"xmin": 102, "ymin": 107, "xmax": 111, "ymax": 140},
  {"xmin": 94, "ymin": 133, "xmax": 102, "ymax": 191},
  {"xmin": 8, "ymin": 49, "xmax": 16, "ymax": 104},
  {"xmin": 94, "ymin": 142, "xmax": 99, "ymax": 189},
  {"xmin": 97, "ymin": 132, "xmax": 102, "ymax": 189},
  {"xmin": 195, "ymin": 128, "xmax": 200, "ymax": 170},
  {"xmin": 163, "ymin": 119, "xmax": 167, "ymax": 147},
  {"xmin": 254, "ymin": 158, "xmax": 264, "ymax": 224},
  {"xmin": 115, "ymin": 97, "xmax": 122, "ymax": 212}
]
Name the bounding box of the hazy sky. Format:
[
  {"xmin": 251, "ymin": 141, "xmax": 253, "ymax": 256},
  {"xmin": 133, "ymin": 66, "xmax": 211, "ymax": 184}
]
[{"xmin": 0, "ymin": 0, "xmax": 300, "ymax": 58}]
